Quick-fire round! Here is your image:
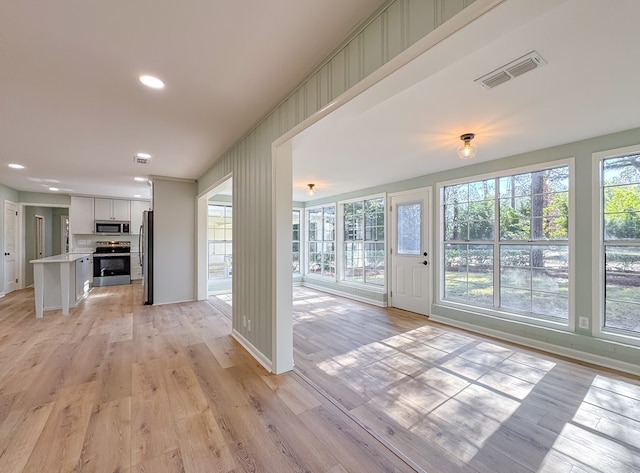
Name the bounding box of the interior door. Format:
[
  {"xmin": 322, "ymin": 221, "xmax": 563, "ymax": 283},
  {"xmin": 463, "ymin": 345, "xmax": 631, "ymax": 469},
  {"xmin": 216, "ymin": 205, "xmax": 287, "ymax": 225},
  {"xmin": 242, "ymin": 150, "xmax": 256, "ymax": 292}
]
[
  {"xmin": 4, "ymin": 201, "xmax": 18, "ymax": 293},
  {"xmin": 35, "ymin": 215, "xmax": 45, "ymax": 260},
  {"xmin": 390, "ymin": 189, "xmax": 431, "ymax": 315}
]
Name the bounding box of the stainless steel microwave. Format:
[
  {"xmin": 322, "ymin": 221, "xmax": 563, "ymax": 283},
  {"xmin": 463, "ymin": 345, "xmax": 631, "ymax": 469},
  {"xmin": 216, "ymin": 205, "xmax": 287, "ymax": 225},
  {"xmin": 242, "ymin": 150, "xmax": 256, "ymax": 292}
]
[{"xmin": 95, "ymin": 220, "xmax": 130, "ymax": 235}]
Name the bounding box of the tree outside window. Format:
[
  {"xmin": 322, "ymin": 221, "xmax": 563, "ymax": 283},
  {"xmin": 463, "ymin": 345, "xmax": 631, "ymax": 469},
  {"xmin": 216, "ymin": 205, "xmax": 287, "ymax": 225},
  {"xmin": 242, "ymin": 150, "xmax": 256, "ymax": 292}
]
[
  {"xmin": 601, "ymin": 154, "xmax": 640, "ymax": 334},
  {"xmin": 307, "ymin": 206, "xmax": 335, "ymax": 277},
  {"xmin": 343, "ymin": 197, "xmax": 384, "ymax": 285},
  {"xmin": 442, "ymin": 164, "xmax": 570, "ymax": 321}
]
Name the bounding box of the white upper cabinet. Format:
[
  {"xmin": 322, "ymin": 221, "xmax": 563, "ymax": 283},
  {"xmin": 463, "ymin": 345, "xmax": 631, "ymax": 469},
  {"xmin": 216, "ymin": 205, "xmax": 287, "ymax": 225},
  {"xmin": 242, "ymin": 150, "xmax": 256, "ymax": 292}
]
[
  {"xmin": 69, "ymin": 196, "xmax": 94, "ymax": 234},
  {"xmin": 95, "ymin": 198, "xmax": 130, "ymax": 221},
  {"xmin": 130, "ymin": 200, "xmax": 150, "ymax": 234}
]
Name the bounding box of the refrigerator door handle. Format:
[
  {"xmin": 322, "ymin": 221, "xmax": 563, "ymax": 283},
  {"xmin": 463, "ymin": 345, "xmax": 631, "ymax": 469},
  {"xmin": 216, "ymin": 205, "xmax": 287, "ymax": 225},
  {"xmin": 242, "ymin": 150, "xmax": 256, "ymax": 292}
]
[{"xmin": 138, "ymin": 225, "xmax": 143, "ymax": 266}]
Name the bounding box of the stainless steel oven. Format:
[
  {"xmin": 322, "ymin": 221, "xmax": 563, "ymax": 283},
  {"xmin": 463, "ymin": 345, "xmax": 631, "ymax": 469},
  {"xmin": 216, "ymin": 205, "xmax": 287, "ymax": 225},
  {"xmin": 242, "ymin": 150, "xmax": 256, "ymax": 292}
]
[{"xmin": 93, "ymin": 241, "xmax": 131, "ymax": 286}]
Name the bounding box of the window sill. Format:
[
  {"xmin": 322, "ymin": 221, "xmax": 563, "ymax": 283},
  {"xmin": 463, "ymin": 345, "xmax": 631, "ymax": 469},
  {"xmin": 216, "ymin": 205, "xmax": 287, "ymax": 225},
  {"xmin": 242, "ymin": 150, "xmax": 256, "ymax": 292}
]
[{"xmin": 434, "ymin": 299, "xmax": 572, "ymax": 332}]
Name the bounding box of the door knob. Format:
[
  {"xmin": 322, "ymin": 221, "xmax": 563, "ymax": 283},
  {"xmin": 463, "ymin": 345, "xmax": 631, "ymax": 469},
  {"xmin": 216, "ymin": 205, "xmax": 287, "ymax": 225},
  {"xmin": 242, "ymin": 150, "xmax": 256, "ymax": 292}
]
[
  {"xmin": 423, "ymin": 252, "xmax": 428, "ymax": 256},
  {"xmin": 421, "ymin": 260, "xmax": 429, "ymax": 265}
]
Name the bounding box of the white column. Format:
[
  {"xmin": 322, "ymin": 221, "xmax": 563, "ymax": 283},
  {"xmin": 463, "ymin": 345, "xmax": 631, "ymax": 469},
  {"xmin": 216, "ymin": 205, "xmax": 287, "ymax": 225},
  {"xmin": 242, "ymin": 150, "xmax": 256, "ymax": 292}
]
[{"xmin": 271, "ymin": 141, "xmax": 294, "ymax": 374}]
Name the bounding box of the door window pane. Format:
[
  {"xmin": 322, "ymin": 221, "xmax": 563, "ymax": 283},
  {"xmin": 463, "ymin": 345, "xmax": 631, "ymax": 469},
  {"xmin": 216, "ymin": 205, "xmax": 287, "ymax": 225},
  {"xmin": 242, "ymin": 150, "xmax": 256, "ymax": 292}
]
[{"xmin": 397, "ymin": 202, "xmax": 421, "ymax": 255}]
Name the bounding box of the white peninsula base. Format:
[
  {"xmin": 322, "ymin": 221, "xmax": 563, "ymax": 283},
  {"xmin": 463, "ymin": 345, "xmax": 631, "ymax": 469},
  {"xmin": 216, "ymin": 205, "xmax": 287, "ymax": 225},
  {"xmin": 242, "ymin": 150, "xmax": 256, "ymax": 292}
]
[{"xmin": 30, "ymin": 253, "xmax": 92, "ymax": 318}]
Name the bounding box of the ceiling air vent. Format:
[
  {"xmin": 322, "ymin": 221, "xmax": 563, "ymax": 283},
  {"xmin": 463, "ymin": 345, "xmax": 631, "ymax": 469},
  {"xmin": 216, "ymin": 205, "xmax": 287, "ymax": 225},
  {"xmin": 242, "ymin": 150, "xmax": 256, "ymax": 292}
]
[
  {"xmin": 133, "ymin": 155, "xmax": 151, "ymax": 164},
  {"xmin": 475, "ymin": 51, "xmax": 546, "ymax": 89}
]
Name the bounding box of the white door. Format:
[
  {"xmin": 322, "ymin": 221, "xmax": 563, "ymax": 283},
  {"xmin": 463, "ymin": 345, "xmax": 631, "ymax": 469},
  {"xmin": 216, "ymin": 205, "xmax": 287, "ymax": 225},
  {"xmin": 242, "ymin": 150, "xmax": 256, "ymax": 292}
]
[
  {"xmin": 390, "ymin": 189, "xmax": 431, "ymax": 315},
  {"xmin": 35, "ymin": 215, "xmax": 45, "ymax": 259},
  {"xmin": 4, "ymin": 201, "xmax": 18, "ymax": 293}
]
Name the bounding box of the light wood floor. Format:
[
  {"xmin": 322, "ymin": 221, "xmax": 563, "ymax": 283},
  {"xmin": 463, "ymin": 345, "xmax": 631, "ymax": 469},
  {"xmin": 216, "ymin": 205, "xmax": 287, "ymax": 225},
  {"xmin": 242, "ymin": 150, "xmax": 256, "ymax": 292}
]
[
  {"xmin": 285, "ymin": 287, "xmax": 640, "ymax": 473},
  {"xmin": 0, "ymin": 285, "xmax": 415, "ymax": 473}
]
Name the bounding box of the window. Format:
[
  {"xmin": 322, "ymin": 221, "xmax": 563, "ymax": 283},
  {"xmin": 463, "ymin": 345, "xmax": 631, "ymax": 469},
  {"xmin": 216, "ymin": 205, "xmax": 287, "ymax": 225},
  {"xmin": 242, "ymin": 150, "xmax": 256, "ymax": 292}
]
[
  {"xmin": 307, "ymin": 206, "xmax": 335, "ymax": 277},
  {"xmin": 343, "ymin": 197, "xmax": 385, "ymax": 286},
  {"xmin": 441, "ymin": 162, "xmax": 571, "ymax": 323},
  {"xmin": 598, "ymin": 152, "xmax": 640, "ymax": 335},
  {"xmin": 293, "ymin": 209, "xmax": 301, "ymax": 273},
  {"xmin": 208, "ymin": 204, "xmax": 232, "ymax": 280}
]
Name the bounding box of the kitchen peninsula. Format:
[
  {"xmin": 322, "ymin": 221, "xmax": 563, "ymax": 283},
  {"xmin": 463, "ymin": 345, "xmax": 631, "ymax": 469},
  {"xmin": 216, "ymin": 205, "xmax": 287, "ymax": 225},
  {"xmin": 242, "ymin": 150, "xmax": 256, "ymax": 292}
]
[{"xmin": 29, "ymin": 253, "xmax": 92, "ymax": 318}]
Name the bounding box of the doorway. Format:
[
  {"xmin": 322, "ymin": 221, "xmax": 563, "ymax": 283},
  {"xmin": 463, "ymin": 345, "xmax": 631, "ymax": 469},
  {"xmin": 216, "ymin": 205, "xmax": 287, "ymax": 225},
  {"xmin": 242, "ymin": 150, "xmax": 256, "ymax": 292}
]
[
  {"xmin": 389, "ymin": 188, "xmax": 432, "ymax": 315},
  {"xmin": 19, "ymin": 204, "xmax": 69, "ymax": 289},
  {"xmin": 196, "ymin": 176, "xmax": 233, "ymax": 315},
  {"xmin": 3, "ymin": 200, "xmax": 18, "ymax": 294}
]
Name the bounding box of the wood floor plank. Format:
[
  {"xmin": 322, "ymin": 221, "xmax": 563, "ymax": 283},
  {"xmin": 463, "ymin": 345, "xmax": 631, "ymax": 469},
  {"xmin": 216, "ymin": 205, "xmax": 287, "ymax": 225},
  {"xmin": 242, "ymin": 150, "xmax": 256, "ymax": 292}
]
[
  {"xmin": 78, "ymin": 396, "xmax": 132, "ymax": 473},
  {"xmin": 130, "ymin": 449, "xmax": 185, "ymax": 473},
  {"xmin": 98, "ymin": 339, "xmax": 133, "ymax": 404},
  {"xmin": 21, "ymin": 381, "xmax": 100, "ymax": 473},
  {"xmin": 164, "ymin": 364, "xmax": 235, "ymax": 472},
  {"xmin": 131, "ymin": 360, "xmax": 180, "ymax": 467},
  {"xmin": 0, "ymin": 402, "xmax": 55, "ymax": 473}
]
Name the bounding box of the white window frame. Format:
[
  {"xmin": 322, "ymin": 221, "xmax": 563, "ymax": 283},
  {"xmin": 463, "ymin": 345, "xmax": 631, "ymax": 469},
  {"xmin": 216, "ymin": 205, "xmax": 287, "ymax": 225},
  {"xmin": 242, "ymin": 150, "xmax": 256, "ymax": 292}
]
[
  {"xmin": 292, "ymin": 207, "xmax": 303, "ymax": 275},
  {"xmin": 337, "ymin": 193, "xmax": 386, "ymax": 289},
  {"xmin": 436, "ymin": 158, "xmax": 575, "ymax": 331},
  {"xmin": 207, "ymin": 202, "xmax": 233, "ymax": 281},
  {"xmin": 305, "ymin": 203, "xmax": 337, "ymax": 281},
  {"xmin": 592, "ymin": 144, "xmax": 640, "ymax": 347}
]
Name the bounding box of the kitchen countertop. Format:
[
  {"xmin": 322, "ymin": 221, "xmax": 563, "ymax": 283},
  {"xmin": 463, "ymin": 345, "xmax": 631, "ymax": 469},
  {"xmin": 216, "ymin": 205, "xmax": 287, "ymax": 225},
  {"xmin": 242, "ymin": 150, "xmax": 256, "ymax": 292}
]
[{"xmin": 30, "ymin": 253, "xmax": 91, "ymax": 264}]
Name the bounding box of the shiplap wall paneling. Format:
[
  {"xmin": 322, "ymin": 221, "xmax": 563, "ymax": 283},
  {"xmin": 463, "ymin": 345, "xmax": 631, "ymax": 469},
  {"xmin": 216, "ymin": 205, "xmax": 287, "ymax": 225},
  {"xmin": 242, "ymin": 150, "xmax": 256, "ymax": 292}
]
[
  {"xmin": 331, "ymin": 49, "xmax": 348, "ymax": 99},
  {"xmin": 197, "ymin": 0, "xmax": 476, "ymax": 367}
]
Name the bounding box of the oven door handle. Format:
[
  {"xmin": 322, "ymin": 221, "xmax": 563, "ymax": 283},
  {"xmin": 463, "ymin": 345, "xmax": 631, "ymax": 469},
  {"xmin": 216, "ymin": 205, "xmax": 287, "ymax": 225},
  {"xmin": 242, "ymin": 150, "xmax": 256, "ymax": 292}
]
[{"xmin": 93, "ymin": 253, "xmax": 131, "ymax": 257}]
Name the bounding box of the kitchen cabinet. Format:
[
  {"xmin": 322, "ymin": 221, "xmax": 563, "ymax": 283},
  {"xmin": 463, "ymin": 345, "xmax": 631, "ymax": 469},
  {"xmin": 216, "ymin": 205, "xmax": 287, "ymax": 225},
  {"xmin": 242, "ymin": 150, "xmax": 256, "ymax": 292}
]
[
  {"xmin": 75, "ymin": 255, "xmax": 90, "ymax": 300},
  {"xmin": 95, "ymin": 198, "xmax": 130, "ymax": 221},
  {"xmin": 69, "ymin": 196, "xmax": 94, "ymax": 234},
  {"xmin": 130, "ymin": 254, "xmax": 142, "ymax": 280},
  {"xmin": 130, "ymin": 200, "xmax": 150, "ymax": 234}
]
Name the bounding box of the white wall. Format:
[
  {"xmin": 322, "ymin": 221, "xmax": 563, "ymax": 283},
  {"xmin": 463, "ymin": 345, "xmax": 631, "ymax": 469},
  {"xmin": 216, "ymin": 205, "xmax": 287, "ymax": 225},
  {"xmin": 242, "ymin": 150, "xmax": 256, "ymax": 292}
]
[{"xmin": 153, "ymin": 178, "xmax": 196, "ymax": 304}]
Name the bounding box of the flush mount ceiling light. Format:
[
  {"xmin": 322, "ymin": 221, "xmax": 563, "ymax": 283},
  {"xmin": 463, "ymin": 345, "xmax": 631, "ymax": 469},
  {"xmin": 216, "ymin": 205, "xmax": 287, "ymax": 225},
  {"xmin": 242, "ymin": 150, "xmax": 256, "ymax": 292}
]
[
  {"xmin": 307, "ymin": 183, "xmax": 316, "ymax": 196},
  {"xmin": 49, "ymin": 187, "xmax": 59, "ymax": 192},
  {"xmin": 8, "ymin": 163, "xmax": 25, "ymax": 169},
  {"xmin": 457, "ymin": 133, "xmax": 478, "ymax": 160},
  {"xmin": 139, "ymin": 75, "xmax": 165, "ymax": 90},
  {"xmin": 134, "ymin": 176, "xmax": 147, "ymax": 182}
]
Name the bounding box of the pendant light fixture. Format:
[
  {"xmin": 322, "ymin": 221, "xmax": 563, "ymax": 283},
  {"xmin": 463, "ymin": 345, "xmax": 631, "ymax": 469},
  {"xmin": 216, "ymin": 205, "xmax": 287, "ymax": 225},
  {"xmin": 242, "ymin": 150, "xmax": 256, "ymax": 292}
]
[{"xmin": 457, "ymin": 133, "xmax": 478, "ymax": 160}]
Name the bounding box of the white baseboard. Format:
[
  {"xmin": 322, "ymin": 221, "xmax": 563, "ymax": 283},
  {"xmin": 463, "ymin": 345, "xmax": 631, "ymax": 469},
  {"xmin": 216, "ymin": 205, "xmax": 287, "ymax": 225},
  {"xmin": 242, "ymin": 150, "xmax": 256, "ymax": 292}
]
[
  {"xmin": 429, "ymin": 314, "xmax": 640, "ymax": 377},
  {"xmin": 232, "ymin": 329, "xmax": 273, "ymax": 373},
  {"xmin": 302, "ymin": 282, "xmax": 386, "ymax": 307}
]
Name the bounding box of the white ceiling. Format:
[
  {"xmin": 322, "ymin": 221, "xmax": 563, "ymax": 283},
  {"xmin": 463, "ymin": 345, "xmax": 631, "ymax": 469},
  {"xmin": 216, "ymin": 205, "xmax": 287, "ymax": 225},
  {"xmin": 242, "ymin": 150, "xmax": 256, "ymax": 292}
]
[
  {"xmin": 4, "ymin": 1, "xmax": 640, "ymax": 205},
  {"xmin": 0, "ymin": 0, "xmax": 386, "ymax": 199},
  {"xmin": 292, "ymin": 0, "xmax": 640, "ymax": 201}
]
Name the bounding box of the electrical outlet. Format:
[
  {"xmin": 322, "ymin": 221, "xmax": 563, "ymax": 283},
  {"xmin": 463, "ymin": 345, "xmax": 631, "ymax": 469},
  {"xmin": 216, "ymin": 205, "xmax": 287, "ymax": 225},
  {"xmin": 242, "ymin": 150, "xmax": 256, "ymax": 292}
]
[
  {"xmin": 242, "ymin": 315, "xmax": 247, "ymax": 328},
  {"xmin": 578, "ymin": 316, "xmax": 590, "ymax": 330},
  {"xmin": 248, "ymin": 319, "xmax": 252, "ymax": 332}
]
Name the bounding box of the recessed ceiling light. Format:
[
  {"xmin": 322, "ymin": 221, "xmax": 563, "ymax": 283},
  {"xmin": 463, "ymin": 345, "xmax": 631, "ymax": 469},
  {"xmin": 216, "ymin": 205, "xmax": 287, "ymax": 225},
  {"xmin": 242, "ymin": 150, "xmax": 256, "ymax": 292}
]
[
  {"xmin": 133, "ymin": 194, "xmax": 142, "ymax": 198},
  {"xmin": 8, "ymin": 163, "xmax": 25, "ymax": 169},
  {"xmin": 134, "ymin": 176, "xmax": 146, "ymax": 182},
  {"xmin": 49, "ymin": 187, "xmax": 59, "ymax": 192},
  {"xmin": 139, "ymin": 75, "xmax": 165, "ymax": 90},
  {"xmin": 136, "ymin": 152, "xmax": 151, "ymax": 159}
]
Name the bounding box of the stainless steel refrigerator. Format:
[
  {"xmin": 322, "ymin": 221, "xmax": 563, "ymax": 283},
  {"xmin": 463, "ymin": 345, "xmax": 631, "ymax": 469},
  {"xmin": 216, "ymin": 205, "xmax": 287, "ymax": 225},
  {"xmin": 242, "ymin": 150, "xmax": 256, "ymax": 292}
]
[{"xmin": 139, "ymin": 210, "xmax": 153, "ymax": 304}]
